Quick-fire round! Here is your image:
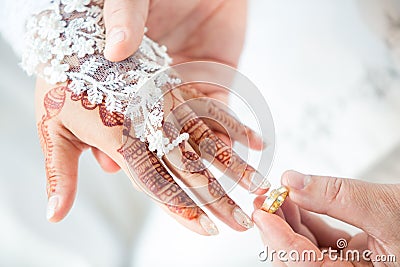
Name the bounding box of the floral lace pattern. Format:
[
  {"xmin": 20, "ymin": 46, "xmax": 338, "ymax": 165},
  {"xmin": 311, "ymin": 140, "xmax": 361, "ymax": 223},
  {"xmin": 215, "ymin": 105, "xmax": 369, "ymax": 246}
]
[{"xmin": 21, "ymin": 0, "xmax": 188, "ymax": 157}]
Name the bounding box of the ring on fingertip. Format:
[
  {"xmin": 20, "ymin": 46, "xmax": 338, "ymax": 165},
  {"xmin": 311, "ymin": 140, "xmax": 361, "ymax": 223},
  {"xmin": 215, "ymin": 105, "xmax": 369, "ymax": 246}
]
[{"xmin": 261, "ymin": 186, "xmax": 289, "ymax": 214}]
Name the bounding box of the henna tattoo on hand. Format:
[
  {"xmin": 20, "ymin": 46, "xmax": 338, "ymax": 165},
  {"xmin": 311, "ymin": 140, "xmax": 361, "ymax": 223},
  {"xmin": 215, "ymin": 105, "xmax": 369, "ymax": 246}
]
[
  {"xmin": 162, "ymin": 122, "xmax": 230, "ymax": 202},
  {"xmin": 173, "ymin": 104, "xmax": 257, "ymax": 183},
  {"xmin": 118, "ymin": 119, "xmax": 204, "ymax": 219},
  {"xmin": 69, "ymin": 91, "xmax": 124, "ymax": 127},
  {"xmin": 37, "ymin": 86, "xmax": 67, "ymax": 195},
  {"xmin": 178, "ymin": 85, "xmax": 260, "ymax": 145}
]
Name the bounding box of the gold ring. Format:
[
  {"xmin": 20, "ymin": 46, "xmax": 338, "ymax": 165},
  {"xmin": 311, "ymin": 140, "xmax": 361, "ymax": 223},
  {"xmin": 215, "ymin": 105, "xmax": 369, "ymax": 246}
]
[{"xmin": 261, "ymin": 186, "xmax": 289, "ymax": 214}]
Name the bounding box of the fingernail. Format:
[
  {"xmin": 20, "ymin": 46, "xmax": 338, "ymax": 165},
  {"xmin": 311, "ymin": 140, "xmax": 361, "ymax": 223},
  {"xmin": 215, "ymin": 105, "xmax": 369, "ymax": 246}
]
[
  {"xmin": 199, "ymin": 214, "xmax": 219, "ymax": 235},
  {"xmin": 233, "ymin": 207, "xmax": 254, "ymax": 229},
  {"xmin": 106, "ymin": 28, "xmax": 125, "ymax": 47},
  {"xmin": 283, "ymin": 170, "xmax": 311, "ymax": 190},
  {"xmin": 46, "ymin": 196, "xmax": 59, "ymax": 221},
  {"xmin": 259, "ymin": 177, "xmax": 271, "ymax": 190},
  {"xmin": 249, "ymin": 172, "xmax": 271, "ymax": 193}
]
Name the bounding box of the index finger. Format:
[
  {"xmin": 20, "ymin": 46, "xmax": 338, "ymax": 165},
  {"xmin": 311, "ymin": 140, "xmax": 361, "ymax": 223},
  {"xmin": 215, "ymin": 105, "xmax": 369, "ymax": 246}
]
[{"xmin": 103, "ymin": 0, "xmax": 149, "ymax": 61}]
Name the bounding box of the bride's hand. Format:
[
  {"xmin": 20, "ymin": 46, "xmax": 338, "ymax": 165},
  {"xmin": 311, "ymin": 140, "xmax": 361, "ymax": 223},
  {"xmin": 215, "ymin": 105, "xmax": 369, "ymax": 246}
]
[{"xmin": 36, "ymin": 77, "xmax": 269, "ymax": 235}]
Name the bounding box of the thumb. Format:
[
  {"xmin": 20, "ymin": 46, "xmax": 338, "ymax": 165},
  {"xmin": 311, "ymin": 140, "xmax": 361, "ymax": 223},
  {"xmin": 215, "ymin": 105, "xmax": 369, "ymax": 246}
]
[
  {"xmin": 103, "ymin": 0, "xmax": 149, "ymax": 62},
  {"xmin": 40, "ymin": 128, "xmax": 82, "ymax": 223},
  {"xmin": 282, "ymin": 170, "xmax": 400, "ymax": 237}
]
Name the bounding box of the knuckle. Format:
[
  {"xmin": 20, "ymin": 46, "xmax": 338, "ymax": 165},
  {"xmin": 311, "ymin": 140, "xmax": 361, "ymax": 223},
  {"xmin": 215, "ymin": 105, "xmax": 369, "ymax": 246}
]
[
  {"xmin": 376, "ymin": 185, "xmax": 400, "ymax": 217},
  {"xmin": 324, "ymin": 176, "xmax": 347, "ymax": 205},
  {"xmin": 211, "ymin": 196, "xmax": 227, "ymax": 210}
]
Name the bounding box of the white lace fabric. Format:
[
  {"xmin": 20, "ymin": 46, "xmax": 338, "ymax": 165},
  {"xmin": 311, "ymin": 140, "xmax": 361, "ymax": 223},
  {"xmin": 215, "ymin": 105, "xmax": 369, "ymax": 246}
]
[{"xmin": 21, "ymin": 0, "xmax": 188, "ymax": 157}]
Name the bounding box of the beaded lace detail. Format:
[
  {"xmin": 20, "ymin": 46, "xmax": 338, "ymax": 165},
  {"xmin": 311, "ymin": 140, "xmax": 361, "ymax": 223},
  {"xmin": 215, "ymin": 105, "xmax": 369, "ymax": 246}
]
[{"xmin": 21, "ymin": 0, "xmax": 188, "ymax": 157}]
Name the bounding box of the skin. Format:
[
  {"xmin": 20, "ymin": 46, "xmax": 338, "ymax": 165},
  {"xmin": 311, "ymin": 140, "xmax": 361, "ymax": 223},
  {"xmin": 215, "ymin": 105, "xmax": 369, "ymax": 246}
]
[
  {"xmin": 103, "ymin": 0, "xmax": 247, "ymax": 102},
  {"xmin": 36, "ymin": 79, "xmax": 266, "ymax": 235},
  {"xmin": 99, "ymin": 0, "xmax": 256, "ymax": 183},
  {"xmin": 172, "ymin": 99, "xmax": 261, "ymax": 191},
  {"xmin": 253, "ymin": 170, "xmax": 400, "ymax": 266}
]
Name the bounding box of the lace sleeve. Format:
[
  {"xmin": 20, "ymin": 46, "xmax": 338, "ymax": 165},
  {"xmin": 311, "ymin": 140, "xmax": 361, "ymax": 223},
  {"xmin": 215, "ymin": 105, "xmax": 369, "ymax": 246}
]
[{"xmin": 21, "ymin": 0, "xmax": 188, "ymax": 157}]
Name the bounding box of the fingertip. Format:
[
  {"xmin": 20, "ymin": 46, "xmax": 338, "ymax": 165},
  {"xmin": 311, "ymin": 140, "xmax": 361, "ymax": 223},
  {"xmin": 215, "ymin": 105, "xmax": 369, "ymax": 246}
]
[
  {"xmin": 252, "ymin": 209, "xmax": 266, "ymax": 225},
  {"xmin": 232, "ymin": 207, "xmax": 254, "ymax": 231},
  {"xmin": 199, "ymin": 214, "xmax": 219, "ymax": 236},
  {"xmin": 252, "ymin": 187, "xmax": 270, "ymax": 195},
  {"xmin": 46, "ymin": 193, "xmax": 75, "ymax": 223},
  {"xmin": 249, "ymin": 135, "xmax": 265, "ymax": 151},
  {"xmin": 249, "ymin": 140, "xmax": 264, "ymax": 151},
  {"xmin": 104, "ymin": 28, "xmax": 127, "ymax": 61},
  {"xmin": 46, "ymin": 195, "xmax": 59, "ymax": 222},
  {"xmin": 253, "ymin": 195, "xmax": 266, "ymax": 210},
  {"xmin": 253, "ymin": 202, "xmax": 323, "ymax": 257},
  {"xmin": 281, "ymin": 170, "xmax": 306, "ymax": 188},
  {"xmin": 104, "ymin": 13, "xmax": 145, "ymax": 62},
  {"xmin": 252, "ymin": 209, "xmax": 291, "ymax": 235},
  {"xmin": 99, "ymin": 160, "xmax": 121, "ymax": 173},
  {"xmin": 103, "ymin": 26, "xmax": 144, "ymax": 62},
  {"xmin": 249, "ymin": 172, "xmax": 271, "ymax": 194},
  {"xmin": 281, "ymin": 169, "xmax": 294, "ymax": 185},
  {"xmin": 103, "ymin": 0, "xmax": 148, "ymax": 61},
  {"xmin": 105, "ymin": 164, "xmax": 121, "ymax": 173}
]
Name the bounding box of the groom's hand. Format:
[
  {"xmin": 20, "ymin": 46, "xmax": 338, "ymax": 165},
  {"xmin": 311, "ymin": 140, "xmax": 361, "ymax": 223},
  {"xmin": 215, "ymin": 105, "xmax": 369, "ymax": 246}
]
[{"xmin": 253, "ymin": 171, "xmax": 400, "ymax": 266}]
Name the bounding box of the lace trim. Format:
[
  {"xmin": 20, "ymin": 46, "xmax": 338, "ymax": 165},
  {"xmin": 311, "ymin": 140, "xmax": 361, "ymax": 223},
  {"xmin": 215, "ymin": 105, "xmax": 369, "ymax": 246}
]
[{"xmin": 21, "ymin": 0, "xmax": 188, "ymax": 157}]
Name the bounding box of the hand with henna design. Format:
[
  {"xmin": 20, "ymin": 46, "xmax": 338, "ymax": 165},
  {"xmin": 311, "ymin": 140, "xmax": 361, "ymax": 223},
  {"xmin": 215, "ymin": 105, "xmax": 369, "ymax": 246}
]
[
  {"xmin": 29, "ymin": 0, "xmax": 268, "ymax": 236},
  {"xmin": 36, "ymin": 77, "xmax": 269, "ymax": 235}
]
